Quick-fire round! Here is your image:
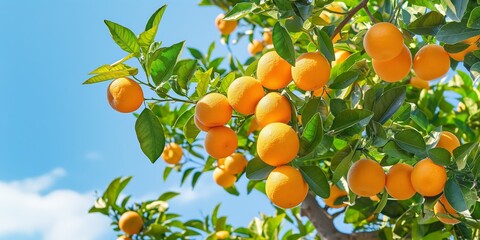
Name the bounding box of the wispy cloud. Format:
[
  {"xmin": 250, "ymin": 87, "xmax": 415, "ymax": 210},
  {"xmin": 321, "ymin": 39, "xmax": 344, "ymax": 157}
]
[
  {"xmin": 0, "ymin": 169, "xmax": 110, "ymax": 240},
  {"xmin": 85, "ymin": 151, "xmax": 102, "ymax": 161}
]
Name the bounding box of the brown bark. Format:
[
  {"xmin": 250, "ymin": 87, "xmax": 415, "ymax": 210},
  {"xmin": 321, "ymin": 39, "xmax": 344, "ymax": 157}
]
[{"xmin": 301, "ymin": 194, "xmax": 380, "ymax": 240}]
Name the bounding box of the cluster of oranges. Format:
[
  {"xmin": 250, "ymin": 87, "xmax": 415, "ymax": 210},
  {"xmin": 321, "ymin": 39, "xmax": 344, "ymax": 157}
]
[
  {"xmin": 116, "ymin": 211, "xmax": 143, "ymax": 240},
  {"xmin": 344, "ymin": 131, "xmax": 461, "ymax": 224},
  {"xmin": 215, "ymin": 13, "xmax": 274, "ymax": 56},
  {"xmin": 364, "ymin": 22, "xmax": 451, "ymax": 90},
  {"xmin": 213, "ymin": 153, "xmax": 248, "ymax": 188}
]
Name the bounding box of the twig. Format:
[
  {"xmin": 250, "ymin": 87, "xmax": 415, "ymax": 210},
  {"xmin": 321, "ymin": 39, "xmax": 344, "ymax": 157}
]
[
  {"xmin": 364, "ymin": 6, "xmax": 376, "ymax": 23},
  {"xmin": 331, "ymin": 0, "xmax": 369, "ymax": 40}
]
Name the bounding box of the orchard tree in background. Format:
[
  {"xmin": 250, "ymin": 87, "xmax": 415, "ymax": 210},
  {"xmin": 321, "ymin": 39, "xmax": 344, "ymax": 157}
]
[{"xmin": 85, "ymin": 0, "xmax": 480, "ymax": 239}]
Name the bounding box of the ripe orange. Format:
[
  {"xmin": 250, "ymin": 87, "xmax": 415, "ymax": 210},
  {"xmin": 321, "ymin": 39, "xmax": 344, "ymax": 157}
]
[
  {"xmin": 411, "ymin": 158, "xmax": 447, "ymax": 196},
  {"xmin": 194, "ymin": 117, "xmax": 211, "ymax": 132},
  {"xmin": 313, "ymin": 87, "xmax": 332, "ymax": 97},
  {"xmin": 435, "ymin": 131, "xmax": 460, "ymax": 154},
  {"xmin": 215, "ymin": 13, "xmax": 237, "ymax": 35},
  {"xmin": 107, "ymin": 77, "xmax": 144, "ymax": 113},
  {"xmin": 257, "ymin": 122, "xmax": 299, "ymax": 166},
  {"xmin": 222, "ymin": 153, "xmax": 248, "ymax": 174},
  {"xmin": 363, "ymin": 22, "xmax": 404, "ymax": 61},
  {"xmin": 410, "ymin": 76, "xmax": 430, "ymax": 90},
  {"xmin": 333, "ymin": 49, "xmax": 350, "ymax": 66},
  {"xmin": 213, "ymin": 167, "xmax": 236, "ymax": 188},
  {"xmin": 413, "ymin": 44, "xmax": 450, "ymax": 81},
  {"xmin": 248, "ymin": 40, "xmax": 264, "ymax": 55},
  {"xmin": 324, "ymin": 185, "xmax": 348, "ymax": 208},
  {"xmin": 257, "ymin": 51, "xmax": 293, "ymax": 90},
  {"xmin": 449, "ymin": 44, "xmax": 478, "ymax": 62},
  {"xmin": 434, "ymin": 195, "xmax": 460, "ymax": 224},
  {"xmin": 117, "ymin": 236, "xmax": 131, "ymax": 240},
  {"xmin": 119, "ymin": 211, "xmax": 143, "ymax": 235},
  {"xmin": 332, "ymin": 34, "xmax": 341, "ymax": 44},
  {"xmin": 215, "ymin": 230, "xmax": 230, "ymax": 239},
  {"xmin": 372, "ymin": 44, "xmax": 412, "ymax": 82},
  {"xmin": 195, "ymin": 93, "xmax": 232, "ymax": 127},
  {"xmin": 385, "ymin": 163, "xmax": 416, "ymax": 200},
  {"xmin": 347, "ymin": 159, "xmax": 386, "ymax": 197},
  {"xmin": 266, "ymin": 165, "xmax": 309, "ymax": 208},
  {"xmin": 291, "ymin": 52, "xmax": 331, "ymax": 91},
  {"xmin": 227, "ymin": 76, "xmax": 264, "ymax": 115},
  {"xmin": 263, "ymin": 31, "xmax": 273, "ymax": 45},
  {"xmin": 255, "ymin": 92, "xmax": 292, "ymax": 128},
  {"xmin": 205, "ymin": 126, "xmax": 238, "ymax": 158},
  {"xmin": 161, "ymin": 143, "xmax": 183, "ymax": 165}
]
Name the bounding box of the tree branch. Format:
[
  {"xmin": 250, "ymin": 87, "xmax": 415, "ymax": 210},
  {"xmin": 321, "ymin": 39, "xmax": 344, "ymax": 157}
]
[
  {"xmin": 301, "ymin": 193, "xmax": 380, "ymax": 240},
  {"xmin": 331, "ymin": 0, "xmax": 369, "ymax": 40}
]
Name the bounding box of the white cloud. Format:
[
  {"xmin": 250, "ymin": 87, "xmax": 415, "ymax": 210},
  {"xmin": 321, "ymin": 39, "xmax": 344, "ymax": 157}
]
[
  {"xmin": 85, "ymin": 151, "xmax": 102, "ymax": 161},
  {"xmin": 0, "ymin": 169, "xmax": 110, "ymax": 240}
]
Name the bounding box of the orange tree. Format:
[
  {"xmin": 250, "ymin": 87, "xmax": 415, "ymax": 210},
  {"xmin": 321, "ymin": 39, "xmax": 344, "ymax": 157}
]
[{"xmin": 86, "ymin": 0, "xmax": 480, "ymax": 239}]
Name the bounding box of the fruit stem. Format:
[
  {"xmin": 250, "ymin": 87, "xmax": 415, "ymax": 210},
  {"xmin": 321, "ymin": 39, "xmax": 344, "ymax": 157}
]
[
  {"xmin": 363, "ymin": 6, "xmax": 376, "ymax": 23},
  {"xmin": 331, "ymin": 0, "xmax": 369, "ymax": 40}
]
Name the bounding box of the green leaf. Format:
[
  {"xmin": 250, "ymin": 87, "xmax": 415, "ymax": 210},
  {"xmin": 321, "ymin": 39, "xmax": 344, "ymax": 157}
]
[
  {"xmin": 135, "ymin": 108, "xmax": 166, "ymax": 163},
  {"xmin": 444, "ymin": 179, "xmax": 468, "ymax": 212},
  {"xmin": 173, "ymin": 108, "xmax": 194, "ymax": 130},
  {"xmin": 174, "ymin": 59, "xmax": 198, "ymax": 90},
  {"xmin": 383, "ymin": 141, "xmax": 413, "ymax": 159},
  {"xmin": 140, "ymin": 6, "xmax": 165, "ymax": 51},
  {"xmin": 104, "ymin": 176, "xmax": 132, "ymax": 206},
  {"xmin": 328, "ymin": 71, "xmax": 359, "ymax": 89},
  {"xmin": 299, "ymin": 166, "xmax": 330, "ymax": 198},
  {"xmin": 89, "ymin": 63, "xmax": 131, "ymax": 75},
  {"xmin": 453, "ymin": 142, "xmax": 476, "ymax": 170},
  {"xmin": 302, "ymin": 98, "xmax": 328, "ymax": 125},
  {"xmin": 394, "ymin": 129, "xmax": 426, "ymax": 156},
  {"xmin": 330, "ymin": 109, "xmax": 374, "ymax": 134},
  {"xmin": 299, "ymin": 113, "xmax": 323, "ymax": 156},
  {"xmin": 104, "ymin": 20, "xmax": 140, "ymax": 54},
  {"xmin": 163, "ymin": 167, "xmax": 172, "ymax": 181},
  {"xmin": 345, "ymin": 198, "xmax": 375, "ymax": 223},
  {"xmin": 246, "ymin": 157, "xmax": 275, "ymax": 180},
  {"xmin": 445, "ymin": 0, "xmax": 468, "ymax": 22},
  {"xmin": 374, "ymin": 192, "xmax": 389, "ymax": 214},
  {"xmin": 436, "ymin": 20, "xmax": 480, "ymax": 44},
  {"xmin": 83, "ymin": 68, "xmax": 138, "ymax": 84},
  {"xmin": 158, "ymin": 191, "xmax": 180, "ymax": 201},
  {"xmin": 150, "ymin": 41, "xmax": 185, "ymax": 86},
  {"xmin": 219, "ymin": 72, "xmax": 236, "ymax": 94},
  {"xmin": 191, "ymin": 171, "xmax": 202, "ymax": 188},
  {"xmin": 181, "ymin": 168, "xmax": 195, "ymax": 186},
  {"xmin": 195, "ymin": 68, "xmax": 213, "ymax": 98},
  {"xmin": 407, "ymin": 11, "xmax": 445, "ymax": 35},
  {"xmin": 315, "ymin": 29, "xmax": 334, "ymax": 62},
  {"xmin": 444, "ymin": 42, "xmax": 470, "ymax": 53},
  {"xmin": 224, "ymin": 2, "xmax": 254, "ymax": 20},
  {"xmin": 273, "ymin": 22, "xmax": 296, "ymax": 66},
  {"xmin": 332, "ymin": 148, "xmax": 354, "ymax": 184},
  {"xmin": 265, "ymin": 214, "xmax": 285, "ymax": 238},
  {"xmin": 428, "ymin": 148, "xmax": 452, "ymax": 165},
  {"xmin": 146, "ymin": 5, "xmax": 167, "ymax": 30},
  {"xmin": 468, "ymin": 7, "xmax": 480, "ymax": 29},
  {"xmin": 183, "ymin": 115, "xmax": 201, "ymax": 144},
  {"xmin": 372, "ymin": 86, "xmax": 406, "ymax": 124},
  {"xmin": 470, "ymin": 62, "xmax": 480, "ymax": 82}
]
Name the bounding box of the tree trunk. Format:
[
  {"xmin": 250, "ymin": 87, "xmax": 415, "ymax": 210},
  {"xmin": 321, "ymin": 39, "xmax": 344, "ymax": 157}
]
[{"xmin": 301, "ymin": 194, "xmax": 380, "ymax": 240}]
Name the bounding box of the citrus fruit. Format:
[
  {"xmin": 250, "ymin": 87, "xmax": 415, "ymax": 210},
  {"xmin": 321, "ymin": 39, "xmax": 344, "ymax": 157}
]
[
  {"xmin": 205, "ymin": 126, "xmax": 238, "ymax": 158},
  {"xmin": 257, "ymin": 51, "xmax": 292, "ymax": 90},
  {"xmin": 385, "ymin": 163, "xmax": 416, "ymax": 200},
  {"xmin": 324, "ymin": 184, "xmax": 348, "ymax": 208},
  {"xmin": 213, "ymin": 167, "xmax": 236, "ymax": 188},
  {"xmin": 248, "ymin": 40, "xmax": 264, "ymax": 55},
  {"xmin": 411, "ymin": 158, "xmax": 447, "ymax": 196},
  {"xmin": 434, "ymin": 195, "xmax": 460, "ymax": 225},
  {"xmin": 266, "ymin": 165, "xmax": 309, "ymax": 208},
  {"xmin": 291, "ymin": 52, "xmax": 331, "ymax": 91},
  {"xmin": 223, "ymin": 153, "xmax": 248, "ymax": 174},
  {"xmin": 410, "ymin": 76, "xmax": 429, "ymax": 90},
  {"xmin": 435, "ymin": 131, "xmax": 460, "ymax": 154},
  {"xmin": 195, "ymin": 93, "xmax": 232, "ymax": 127},
  {"xmin": 255, "ymin": 92, "xmax": 292, "ymax": 128},
  {"xmin": 372, "ymin": 44, "xmax": 412, "ymax": 82},
  {"xmin": 263, "ymin": 31, "xmax": 273, "ymax": 45},
  {"xmin": 363, "ymin": 22, "xmax": 404, "ymax": 61},
  {"xmin": 119, "ymin": 211, "xmax": 143, "ymax": 235},
  {"xmin": 107, "ymin": 77, "xmax": 144, "ymax": 113},
  {"xmin": 347, "ymin": 159, "xmax": 386, "ymax": 197},
  {"xmin": 215, "ymin": 13, "xmax": 237, "ymax": 35},
  {"xmin": 161, "ymin": 143, "xmax": 183, "ymax": 165},
  {"xmin": 227, "ymin": 76, "xmax": 264, "ymax": 115},
  {"xmin": 413, "ymin": 44, "xmax": 450, "ymax": 81},
  {"xmin": 257, "ymin": 122, "xmax": 299, "ymax": 166}
]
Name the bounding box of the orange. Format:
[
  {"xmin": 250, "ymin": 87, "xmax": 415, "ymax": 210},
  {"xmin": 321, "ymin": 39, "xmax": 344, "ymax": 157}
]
[
  {"xmin": 464, "ymin": 35, "xmax": 480, "ymax": 44},
  {"xmin": 195, "ymin": 93, "xmax": 232, "ymax": 127},
  {"xmin": 119, "ymin": 211, "xmax": 143, "ymax": 235},
  {"xmin": 215, "ymin": 13, "xmax": 237, "ymax": 35},
  {"xmin": 161, "ymin": 143, "xmax": 183, "ymax": 165},
  {"xmin": 434, "ymin": 195, "xmax": 460, "ymax": 224},
  {"xmin": 385, "ymin": 163, "xmax": 416, "ymax": 200},
  {"xmin": 215, "ymin": 230, "xmax": 230, "ymax": 239},
  {"xmin": 413, "ymin": 44, "xmax": 450, "ymax": 81},
  {"xmin": 372, "ymin": 44, "xmax": 412, "ymax": 82},
  {"xmin": 222, "ymin": 153, "xmax": 248, "ymax": 174},
  {"xmin": 257, "ymin": 51, "xmax": 293, "ymax": 90},
  {"xmin": 257, "ymin": 122, "xmax": 299, "ymax": 166},
  {"xmin": 411, "ymin": 158, "xmax": 447, "ymax": 196},
  {"xmin": 255, "ymin": 92, "xmax": 292, "ymax": 128},
  {"xmin": 347, "ymin": 159, "xmax": 386, "ymax": 197},
  {"xmin": 205, "ymin": 126, "xmax": 238, "ymax": 158},
  {"xmin": 332, "ymin": 34, "xmax": 341, "ymax": 44},
  {"xmin": 194, "ymin": 117, "xmax": 211, "ymax": 131},
  {"xmin": 248, "ymin": 40, "xmax": 264, "ymax": 55},
  {"xmin": 333, "ymin": 49, "xmax": 350, "ymax": 66},
  {"xmin": 247, "ymin": 117, "xmax": 260, "ymax": 135},
  {"xmin": 370, "ymin": 195, "xmax": 380, "ymax": 201},
  {"xmin": 324, "ymin": 185, "xmax": 348, "ymax": 208},
  {"xmin": 266, "ymin": 165, "xmax": 309, "ymax": 208},
  {"xmin": 213, "ymin": 167, "xmax": 236, "ymax": 188},
  {"xmin": 107, "ymin": 77, "xmax": 144, "ymax": 113},
  {"xmin": 313, "ymin": 87, "xmax": 332, "ymax": 97},
  {"xmin": 410, "ymin": 76, "xmax": 429, "ymax": 90},
  {"xmin": 227, "ymin": 76, "xmax": 265, "ymax": 115},
  {"xmin": 217, "ymin": 157, "xmax": 225, "ymax": 167},
  {"xmin": 291, "ymin": 52, "xmax": 331, "ymax": 91},
  {"xmin": 263, "ymin": 31, "xmax": 273, "ymax": 45},
  {"xmin": 435, "ymin": 131, "xmax": 460, "ymax": 154},
  {"xmin": 449, "ymin": 44, "xmax": 478, "ymax": 62},
  {"xmin": 363, "ymin": 22, "xmax": 404, "ymax": 61}
]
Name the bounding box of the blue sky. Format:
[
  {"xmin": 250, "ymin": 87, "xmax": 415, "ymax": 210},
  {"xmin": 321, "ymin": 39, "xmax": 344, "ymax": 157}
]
[{"xmin": 0, "ymin": 0, "xmax": 281, "ymax": 239}]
